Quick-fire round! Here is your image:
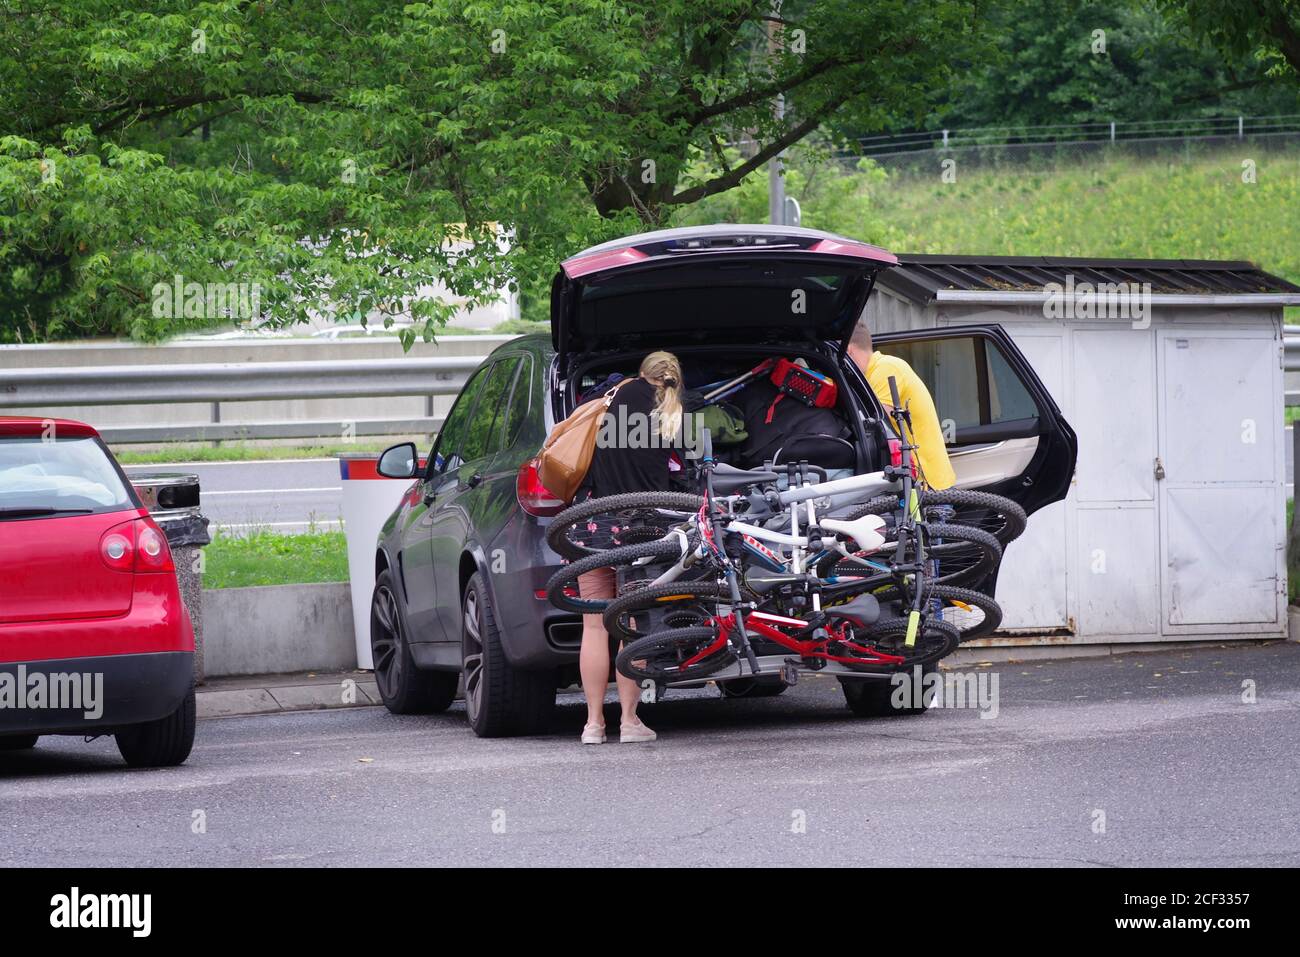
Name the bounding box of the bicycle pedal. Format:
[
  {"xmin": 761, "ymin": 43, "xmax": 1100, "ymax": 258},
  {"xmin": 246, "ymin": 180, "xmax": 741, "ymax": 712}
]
[{"xmin": 781, "ymin": 660, "xmax": 800, "ymax": 686}]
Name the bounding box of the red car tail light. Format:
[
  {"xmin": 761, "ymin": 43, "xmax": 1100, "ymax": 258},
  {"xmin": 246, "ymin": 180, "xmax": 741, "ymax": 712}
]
[
  {"xmin": 516, "ymin": 458, "xmax": 566, "ymax": 517},
  {"xmin": 100, "ymin": 527, "xmax": 135, "ymax": 571},
  {"xmin": 99, "ymin": 518, "xmax": 175, "ymax": 573},
  {"xmin": 136, "ymin": 518, "xmax": 175, "ymax": 572}
]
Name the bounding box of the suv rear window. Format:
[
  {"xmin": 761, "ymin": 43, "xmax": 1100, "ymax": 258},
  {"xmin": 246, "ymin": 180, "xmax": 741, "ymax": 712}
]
[{"xmin": 0, "ymin": 436, "xmax": 134, "ymax": 518}]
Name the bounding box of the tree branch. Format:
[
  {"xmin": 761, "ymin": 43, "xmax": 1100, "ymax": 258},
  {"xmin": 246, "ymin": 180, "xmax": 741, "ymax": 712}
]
[
  {"xmin": 666, "ymin": 90, "xmax": 855, "ymax": 206},
  {"xmin": 681, "ymin": 53, "xmax": 861, "ymax": 128}
]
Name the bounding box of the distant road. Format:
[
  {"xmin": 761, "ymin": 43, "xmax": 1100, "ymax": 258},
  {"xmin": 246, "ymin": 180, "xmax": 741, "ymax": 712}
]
[{"xmin": 124, "ymin": 458, "xmax": 343, "ymax": 535}]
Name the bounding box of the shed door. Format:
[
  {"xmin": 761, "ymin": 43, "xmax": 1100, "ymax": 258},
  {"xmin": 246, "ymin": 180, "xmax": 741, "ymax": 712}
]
[{"xmin": 1158, "ymin": 329, "xmax": 1280, "ymax": 627}]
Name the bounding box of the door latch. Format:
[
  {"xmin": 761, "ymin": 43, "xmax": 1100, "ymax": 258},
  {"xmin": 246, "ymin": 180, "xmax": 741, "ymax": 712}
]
[{"xmin": 1153, "ymin": 457, "xmax": 1165, "ymax": 480}]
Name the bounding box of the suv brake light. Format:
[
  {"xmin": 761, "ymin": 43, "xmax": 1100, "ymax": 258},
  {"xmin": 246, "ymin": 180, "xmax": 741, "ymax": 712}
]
[
  {"xmin": 887, "ymin": 439, "xmax": 918, "ymax": 478},
  {"xmin": 516, "ymin": 459, "xmax": 566, "ymax": 517}
]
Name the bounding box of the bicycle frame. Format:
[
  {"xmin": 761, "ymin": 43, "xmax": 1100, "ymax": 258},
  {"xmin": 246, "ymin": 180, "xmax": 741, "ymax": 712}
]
[{"xmin": 677, "ymin": 608, "xmax": 907, "ymax": 672}]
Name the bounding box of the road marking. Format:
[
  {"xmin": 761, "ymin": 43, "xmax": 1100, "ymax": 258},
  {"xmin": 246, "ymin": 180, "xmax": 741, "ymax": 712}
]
[{"xmin": 204, "ymin": 487, "xmax": 342, "ymax": 496}]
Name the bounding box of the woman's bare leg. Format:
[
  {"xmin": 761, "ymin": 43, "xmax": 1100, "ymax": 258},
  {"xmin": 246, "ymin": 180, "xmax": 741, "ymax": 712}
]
[
  {"xmin": 615, "ymin": 647, "xmax": 641, "ymax": 725},
  {"xmin": 577, "ymin": 567, "xmax": 615, "ymax": 729}
]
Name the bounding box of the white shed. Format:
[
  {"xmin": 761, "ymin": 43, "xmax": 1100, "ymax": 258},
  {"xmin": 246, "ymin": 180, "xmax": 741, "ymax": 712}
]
[{"xmin": 871, "ymin": 255, "xmax": 1300, "ymax": 646}]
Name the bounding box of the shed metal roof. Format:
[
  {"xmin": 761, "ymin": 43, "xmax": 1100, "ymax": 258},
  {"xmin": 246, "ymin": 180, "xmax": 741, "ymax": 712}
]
[{"xmin": 878, "ymin": 254, "xmax": 1300, "ymax": 306}]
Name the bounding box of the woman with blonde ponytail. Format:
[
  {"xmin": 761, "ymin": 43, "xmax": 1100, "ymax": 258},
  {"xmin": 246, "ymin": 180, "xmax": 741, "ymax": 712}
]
[{"xmin": 571, "ymin": 350, "xmax": 685, "ymax": 746}]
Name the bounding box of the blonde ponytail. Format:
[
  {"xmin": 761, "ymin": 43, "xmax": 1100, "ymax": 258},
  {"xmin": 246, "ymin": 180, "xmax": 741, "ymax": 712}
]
[{"xmin": 640, "ymin": 350, "xmax": 684, "ymax": 442}]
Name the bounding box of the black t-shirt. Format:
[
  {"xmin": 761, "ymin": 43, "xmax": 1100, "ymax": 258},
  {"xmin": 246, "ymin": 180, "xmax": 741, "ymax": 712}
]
[{"xmin": 580, "ymin": 377, "xmax": 677, "ymax": 497}]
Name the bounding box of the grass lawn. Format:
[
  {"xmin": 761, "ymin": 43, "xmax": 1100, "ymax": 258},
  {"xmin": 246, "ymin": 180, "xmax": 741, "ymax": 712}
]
[
  {"xmin": 204, "ymin": 530, "xmax": 349, "ymax": 589},
  {"xmin": 871, "ymin": 148, "xmax": 1300, "ymax": 291}
]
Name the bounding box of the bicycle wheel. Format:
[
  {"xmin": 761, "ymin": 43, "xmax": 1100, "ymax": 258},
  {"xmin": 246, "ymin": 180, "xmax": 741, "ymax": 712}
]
[
  {"xmin": 545, "ymin": 536, "xmax": 693, "ymax": 614},
  {"xmin": 615, "ymin": 626, "xmax": 736, "ymax": 683},
  {"xmin": 818, "ymin": 522, "xmax": 1002, "ymax": 588},
  {"xmin": 603, "ymin": 580, "xmax": 732, "ymax": 641},
  {"xmin": 546, "ymin": 491, "xmax": 704, "ymax": 561},
  {"xmin": 930, "ymin": 585, "xmax": 1002, "ymax": 641},
  {"xmin": 847, "ymin": 489, "xmax": 1027, "ymax": 546},
  {"xmin": 839, "ymin": 616, "xmax": 960, "ymax": 672}
]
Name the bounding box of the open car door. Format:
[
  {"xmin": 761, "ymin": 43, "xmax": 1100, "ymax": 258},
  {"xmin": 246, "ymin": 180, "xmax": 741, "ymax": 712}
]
[{"xmin": 865, "ymin": 325, "xmax": 1077, "ymax": 518}]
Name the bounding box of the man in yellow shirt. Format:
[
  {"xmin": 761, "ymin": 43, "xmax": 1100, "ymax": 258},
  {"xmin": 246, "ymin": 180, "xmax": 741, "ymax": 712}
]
[{"xmin": 846, "ymin": 322, "xmax": 955, "ymax": 490}]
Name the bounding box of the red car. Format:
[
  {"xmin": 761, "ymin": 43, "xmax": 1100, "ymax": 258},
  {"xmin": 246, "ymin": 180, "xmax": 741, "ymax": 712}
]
[{"xmin": 0, "ymin": 417, "xmax": 195, "ymax": 766}]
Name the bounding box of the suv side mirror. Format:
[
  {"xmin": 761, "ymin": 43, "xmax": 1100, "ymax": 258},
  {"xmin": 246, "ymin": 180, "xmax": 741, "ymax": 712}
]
[{"xmin": 376, "ymin": 442, "xmax": 419, "ymax": 479}]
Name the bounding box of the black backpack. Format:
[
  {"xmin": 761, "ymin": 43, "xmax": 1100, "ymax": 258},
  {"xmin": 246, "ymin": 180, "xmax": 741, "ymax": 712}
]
[{"xmin": 734, "ymin": 377, "xmax": 854, "ymax": 469}]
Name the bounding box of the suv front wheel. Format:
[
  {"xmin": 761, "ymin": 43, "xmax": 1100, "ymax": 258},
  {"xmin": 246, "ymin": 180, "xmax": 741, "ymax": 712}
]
[
  {"xmin": 371, "ymin": 569, "xmax": 458, "ymax": 714},
  {"xmin": 462, "ymin": 571, "xmax": 555, "ymax": 737}
]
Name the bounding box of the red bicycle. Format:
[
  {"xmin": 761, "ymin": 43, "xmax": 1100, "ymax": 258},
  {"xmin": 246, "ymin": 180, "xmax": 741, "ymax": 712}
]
[{"xmin": 614, "ymin": 596, "xmax": 960, "ymax": 685}]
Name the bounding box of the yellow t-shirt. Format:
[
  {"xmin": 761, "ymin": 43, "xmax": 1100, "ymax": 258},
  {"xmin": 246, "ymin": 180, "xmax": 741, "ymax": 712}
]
[{"xmin": 864, "ymin": 352, "xmax": 956, "ymax": 490}]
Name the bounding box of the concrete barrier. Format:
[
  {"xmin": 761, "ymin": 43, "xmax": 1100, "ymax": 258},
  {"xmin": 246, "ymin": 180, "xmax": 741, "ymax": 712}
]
[{"xmin": 203, "ymin": 582, "xmax": 357, "ymax": 677}]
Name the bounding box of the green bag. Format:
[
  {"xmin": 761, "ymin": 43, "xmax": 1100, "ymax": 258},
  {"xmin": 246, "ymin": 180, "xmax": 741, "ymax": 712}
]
[{"xmin": 689, "ymin": 402, "xmax": 748, "ymax": 445}]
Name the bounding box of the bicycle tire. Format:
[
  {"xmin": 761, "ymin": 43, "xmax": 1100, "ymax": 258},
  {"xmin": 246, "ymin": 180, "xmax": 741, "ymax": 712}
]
[
  {"xmin": 869, "ymin": 583, "xmax": 1003, "ymax": 642},
  {"xmin": 544, "ymin": 536, "xmax": 693, "ymax": 614},
  {"xmin": 840, "ymin": 616, "xmax": 960, "ymax": 672},
  {"xmin": 546, "ymin": 491, "xmax": 705, "ymax": 561},
  {"xmin": 818, "ymin": 522, "xmax": 1002, "ymax": 588},
  {"xmin": 931, "ymin": 584, "xmax": 1003, "ymax": 641},
  {"xmin": 847, "ymin": 489, "xmax": 1027, "ymax": 546},
  {"xmin": 615, "ymin": 626, "xmax": 736, "ymax": 684},
  {"xmin": 603, "ymin": 580, "xmax": 733, "ymax": 641}
]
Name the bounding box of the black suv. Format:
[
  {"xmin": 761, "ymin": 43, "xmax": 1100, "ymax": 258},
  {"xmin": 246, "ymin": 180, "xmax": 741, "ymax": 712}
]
[{"xmin": 371, "ymin": 224, "xmax": 1077, "ymax": 737}]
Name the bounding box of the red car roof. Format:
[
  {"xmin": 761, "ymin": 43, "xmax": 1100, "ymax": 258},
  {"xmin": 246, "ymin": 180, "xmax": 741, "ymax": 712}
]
[{"xmin": 0, "ymin": 416, "xmax": 100, "ymax": 438}]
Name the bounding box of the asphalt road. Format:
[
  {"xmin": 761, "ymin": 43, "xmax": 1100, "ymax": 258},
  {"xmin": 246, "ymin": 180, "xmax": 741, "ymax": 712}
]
[
  {"xmin": 124, "ymin": 458, "xmax": 343, "ymax": 535},
  {"xmin": 3, "ymin": 643, "xmax": 1298, "ymax": 867}
]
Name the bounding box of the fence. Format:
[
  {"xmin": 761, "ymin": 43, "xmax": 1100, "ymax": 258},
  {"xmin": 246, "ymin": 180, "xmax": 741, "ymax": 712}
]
[{"xmin": 842, "ymin": 114, "xmax": 1300, "ymax": 158}]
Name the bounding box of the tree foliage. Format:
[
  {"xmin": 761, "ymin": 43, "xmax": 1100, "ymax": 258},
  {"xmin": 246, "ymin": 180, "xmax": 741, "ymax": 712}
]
[
  {"xmin": 927, "ymin": 0, "xmax": 1300, "ymax": 130},
  {"xmin": 0, "ymin": 0, "xmax": 983, "ymax": 341}
]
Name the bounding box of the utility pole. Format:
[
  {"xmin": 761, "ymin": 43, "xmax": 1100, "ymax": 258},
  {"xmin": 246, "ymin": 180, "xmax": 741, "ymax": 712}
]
[{"xmin": 767, "ymin": 11, "xmax": 785, "ymax": 226}]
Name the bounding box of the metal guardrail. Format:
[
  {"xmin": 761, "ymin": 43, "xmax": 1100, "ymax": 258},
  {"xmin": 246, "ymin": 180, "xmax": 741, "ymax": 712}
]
[
  {"xmin": 0, "ymin": 355, "xmax": 485, "ymax": 443},
  {"xmin": 0, "ymin": 356, "xmax": 482, "ymax": 405}
]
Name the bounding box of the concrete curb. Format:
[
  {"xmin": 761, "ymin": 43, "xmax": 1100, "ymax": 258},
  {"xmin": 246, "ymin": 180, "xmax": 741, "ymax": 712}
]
[{"xmin": 197, "ymin": 672, "xmax": 382, "ymax": 719}]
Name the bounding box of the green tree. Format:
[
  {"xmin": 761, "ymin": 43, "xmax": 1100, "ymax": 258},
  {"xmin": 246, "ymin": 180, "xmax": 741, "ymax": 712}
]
[
  {"xmin": 0, "ymin": 0, "xmax": 984, "ymax": 342},
  {"xmin": 926, "ymin": 0, "xmax": 1300, "ymax": 131},
  {"xmin": 1161, "ymin": 0, "xmax": 1300, "ymax": 78}
]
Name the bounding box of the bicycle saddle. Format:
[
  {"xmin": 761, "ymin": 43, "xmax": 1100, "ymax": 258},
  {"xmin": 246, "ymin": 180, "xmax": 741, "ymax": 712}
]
[
  {"xmin": 825, "ymin": 592, "xmax": 880, "ymax": 628},
  {"xmin": 743, "ymin": 574, "xmax": 800, "ymax": 595},
  {"xmin": 712, "ymin": 462, "xmax": 780, "ymax": 494},
  {"xmin": 818, "ymin": 514, "xmax": 887, "ymax": 552}
]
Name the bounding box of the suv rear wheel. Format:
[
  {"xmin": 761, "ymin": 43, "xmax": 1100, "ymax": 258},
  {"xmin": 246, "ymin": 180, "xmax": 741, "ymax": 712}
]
[
  {"xmin": 462, "ymin": 571, "xmax": 555, "ymax": 737},
  {"xmin": 839, "ymin": 664, "xmax": 937, "ymax": 717}
]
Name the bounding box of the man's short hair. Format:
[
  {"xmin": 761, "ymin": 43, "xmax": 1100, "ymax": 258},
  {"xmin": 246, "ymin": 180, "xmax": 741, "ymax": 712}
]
[{"xmin": 849, "ymin": 319, "xmax": 873, "ymax": 352}]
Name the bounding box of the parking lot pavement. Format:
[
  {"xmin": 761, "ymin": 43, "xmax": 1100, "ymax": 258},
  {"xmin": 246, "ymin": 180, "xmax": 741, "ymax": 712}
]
[{"xmin": 3, "ymin": 642, "xmax": 1298, "ymax": 867}]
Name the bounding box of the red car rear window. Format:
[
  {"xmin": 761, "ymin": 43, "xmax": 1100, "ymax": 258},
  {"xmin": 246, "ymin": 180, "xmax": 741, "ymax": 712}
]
[{"xmin": 0, "ymin": 436, "xmax": 134, "ymax": 519}]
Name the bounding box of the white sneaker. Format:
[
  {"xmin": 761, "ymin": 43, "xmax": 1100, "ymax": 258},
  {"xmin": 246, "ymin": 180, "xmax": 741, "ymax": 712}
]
[
  {"xmin": 619, "ymin": 719, "xmax": 657, "ymax": 743},
  {"xmin": 581, "ymin": 723, "xmax": 606, "ymax": 745}
]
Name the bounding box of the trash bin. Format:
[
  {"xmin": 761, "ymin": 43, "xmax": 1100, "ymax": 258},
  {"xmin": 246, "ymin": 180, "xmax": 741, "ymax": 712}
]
[
  {"xmin": 131, "ymin": 473, "xmax": 211, "ymax": 684},
  {"xmin": 337, "ymin": 452, "xmax": 425, "ymax": 670}
]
